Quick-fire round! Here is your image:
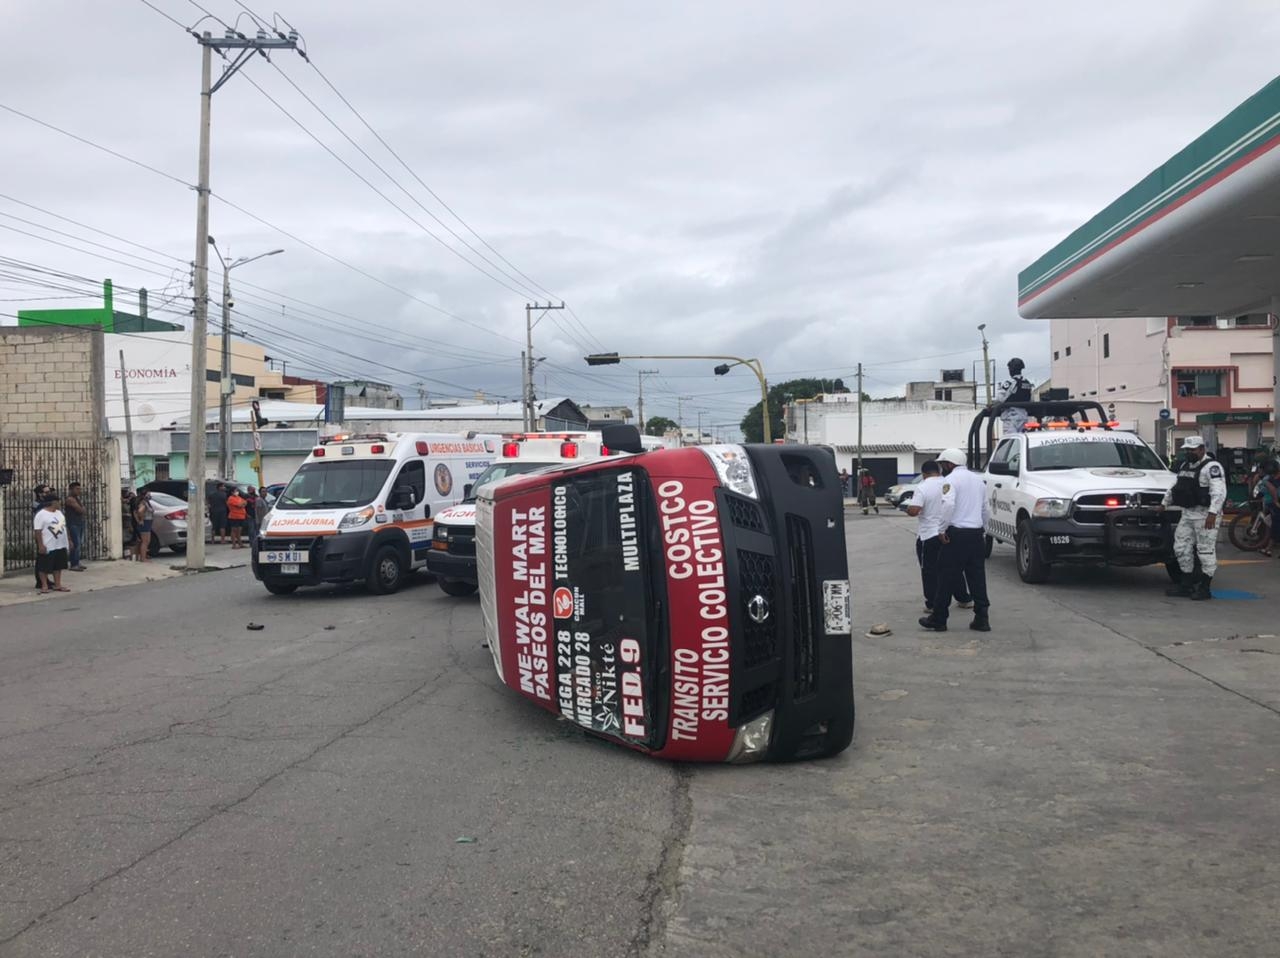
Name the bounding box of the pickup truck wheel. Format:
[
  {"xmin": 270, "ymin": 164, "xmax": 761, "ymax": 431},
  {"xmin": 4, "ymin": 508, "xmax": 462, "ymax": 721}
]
[
  {"xmin": 366, "ymin": 543, "xmax": 404, "ymax": 595},
  {"xmin": 263, "ymin": 579, "xmax": 298, "ymax": 595},
  {"xmin": 1016, "ymin": 519, "xmax": 1051, "ymax": 583},
  {"xmin": 984, "ymin": 534, "xmax": 994, "ymax": 558},
  {"xmin": 438, "ymin": 578, "xmax": 478, "ymax": 597}
]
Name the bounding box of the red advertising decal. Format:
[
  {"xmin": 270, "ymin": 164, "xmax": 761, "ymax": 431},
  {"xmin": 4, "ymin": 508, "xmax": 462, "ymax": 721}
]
[
  {"xmin": 492, "ymin": 489, "xmax": 555, "ymax": 705},
  {"xmin": 648, "ymin": 469, "xmax": 736, "ymax": 761}
]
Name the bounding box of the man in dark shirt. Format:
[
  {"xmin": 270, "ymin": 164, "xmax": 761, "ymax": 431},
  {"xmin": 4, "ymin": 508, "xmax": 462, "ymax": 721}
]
[
  {"xmin": 207, "ymin": 481, "xmax": 229, "ymax": 544},
  {"xmin": 65, "ymin": 480, "xmax": 88, "ymax": 571}
]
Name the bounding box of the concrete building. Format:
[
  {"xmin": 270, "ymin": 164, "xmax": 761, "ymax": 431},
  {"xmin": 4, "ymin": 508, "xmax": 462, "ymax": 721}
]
[
  {"xmin": 783, "ymin": 393, "xmax": 977, "ymax": 487},
  {"xmin": 1049, "ymin": 314, "xmax": 1274, "ymax": 452},
  {"xmin": 580, "ymin": 404, "xmax": 633, "ymax": 428},
  {"xmin": 905, "ymin": 369, "xmax": 979, "ymax": 405},
  {"xmin": 331, "ymin": 380, "xmax": 403, "ymax": 410}
]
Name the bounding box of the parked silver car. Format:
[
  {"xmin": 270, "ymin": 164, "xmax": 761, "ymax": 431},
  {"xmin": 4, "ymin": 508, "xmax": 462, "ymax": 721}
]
[{"xmin": 147, "ymin": 492, "xmax": 212, "ymax": 556}]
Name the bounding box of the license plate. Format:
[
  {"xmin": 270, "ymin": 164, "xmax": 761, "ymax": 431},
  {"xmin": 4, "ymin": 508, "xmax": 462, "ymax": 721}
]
[
  {"xmin": 281, "ymin": 563, "xmax": 301, "ymax": 575},
  {"xmin": 822, "ymin": 579, "xmax": 852, "ymax": 635},
  {"xmin": 1049, "ymin": 535, "xmax": 1070, "ymax": 546},
  {"xmin": 263, "ymin": 550, "xmax": 305, "ymax": 563}
]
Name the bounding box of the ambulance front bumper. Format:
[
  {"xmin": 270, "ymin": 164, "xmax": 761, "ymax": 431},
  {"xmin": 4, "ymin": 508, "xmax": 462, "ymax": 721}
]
[{"xmin": 252, "ymin": 531, "xmax": 374, "ymax": 584}]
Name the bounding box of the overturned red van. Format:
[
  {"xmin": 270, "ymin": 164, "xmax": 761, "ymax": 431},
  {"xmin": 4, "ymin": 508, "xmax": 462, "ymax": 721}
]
[{"xmin": 475, "ymin": 437, "xmax": 854, "ymax": 762}]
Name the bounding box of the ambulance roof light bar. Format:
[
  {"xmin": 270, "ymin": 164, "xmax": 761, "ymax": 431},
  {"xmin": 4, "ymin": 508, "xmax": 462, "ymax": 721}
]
[{"xmin": 318, "ymin": 432, "xmax": 390, "ymax": 445}]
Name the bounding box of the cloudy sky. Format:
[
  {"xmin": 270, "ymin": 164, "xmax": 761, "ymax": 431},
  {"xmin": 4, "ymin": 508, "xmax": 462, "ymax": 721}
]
[{"xmin": 3, "ymin": 0, "xmax": 1278, "ymax": 434}]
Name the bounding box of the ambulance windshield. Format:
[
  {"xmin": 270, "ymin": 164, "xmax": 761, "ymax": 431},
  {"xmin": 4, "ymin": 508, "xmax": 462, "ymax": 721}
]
[
  {"xmin": 277, "ymin": 460, "xmax": 395, "ymax": 509},
  {"xmin": 550, "ymin": 468, "xmax": 666, "ymax": 749}
]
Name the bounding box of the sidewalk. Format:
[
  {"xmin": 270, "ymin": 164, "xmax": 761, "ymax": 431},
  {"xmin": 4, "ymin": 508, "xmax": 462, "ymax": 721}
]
[{"xmin": 0, "ymin": 542, "xmax": 250, "ymax": 608}]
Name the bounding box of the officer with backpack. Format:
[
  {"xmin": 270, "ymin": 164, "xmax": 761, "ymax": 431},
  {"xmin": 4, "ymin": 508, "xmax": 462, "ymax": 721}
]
[
  {"xmin": 1161, "ymin": 436, "xmax": 1227, "ymax": 600},
  {"xmin": 993, "ymin": 358, "xmax": 1034, "ymax": 434}
]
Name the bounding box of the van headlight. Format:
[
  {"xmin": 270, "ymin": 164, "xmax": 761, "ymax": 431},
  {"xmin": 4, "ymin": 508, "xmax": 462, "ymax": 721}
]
[
  {"xmin": 434, "ymin": 524, "xmax": 449, "ymax": 540},
  {"xmin": 725, "ymin": 711, "xmax": 773, "ymax": 763},
  {"xmin": 1033, "ymin": 498, "xmax": 1071, "ymax": 518},
  {"xmin": 338, "ymin": 507, "xmax": 375, "ymax": 530},
  {"xmin": 700, "ymin": 445, "xmax": 758, "ymax": 499}
]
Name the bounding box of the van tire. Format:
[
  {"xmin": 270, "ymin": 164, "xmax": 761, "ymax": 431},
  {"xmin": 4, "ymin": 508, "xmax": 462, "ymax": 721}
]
[
  {"xmin": 367, "ymin": 543, "xmax": 405, "ymax": 595},
  {"xmin": 263, "ymin": 579, "xmax": 298, "ymax": 595},
  {"xmin": 1016, "ymin": 518, "xmax": 1050, "ymax": 584},
  {"xmin": 438, "ymin": 578, "xmax": 478, "ymax": 597}
]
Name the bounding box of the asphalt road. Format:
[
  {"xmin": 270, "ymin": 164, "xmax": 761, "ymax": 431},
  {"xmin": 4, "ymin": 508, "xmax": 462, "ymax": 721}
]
[{"xmin": 1, "ymin": 514, "xmax": 1277, "ymax": 957}]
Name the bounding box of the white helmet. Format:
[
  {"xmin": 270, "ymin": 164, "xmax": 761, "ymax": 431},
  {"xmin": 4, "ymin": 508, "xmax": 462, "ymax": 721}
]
[{"xmin": 938, "ymin": 448, "xmax": 966, "ymax": 466}]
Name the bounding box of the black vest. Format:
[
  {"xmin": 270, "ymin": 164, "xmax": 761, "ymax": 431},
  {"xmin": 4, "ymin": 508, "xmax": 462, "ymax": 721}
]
[
  {"xmin": 1170, "ymin": 458, "xmax": 1211, "ymax": 508},
  {"xmin": 1008, "ymin": 376, "xmax": 1032, "ymax": 402}
]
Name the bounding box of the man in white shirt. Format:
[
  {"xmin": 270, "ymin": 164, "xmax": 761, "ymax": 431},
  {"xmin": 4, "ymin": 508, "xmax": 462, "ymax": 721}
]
[
  {"xmin": 33, "ymin": 490, "xmax": 70, "ymax": 594},
  {"xmin": 909, "ymin": 461, "xmax": 977, "ymax": 616},
  {"xmin": 920, "ymin": 448, "xmax": 991, "ymax": 632}
]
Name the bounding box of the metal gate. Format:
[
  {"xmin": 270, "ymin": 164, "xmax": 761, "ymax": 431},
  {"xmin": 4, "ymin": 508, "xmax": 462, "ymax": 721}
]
[{"xmin": 1, "ymin": 437, "xmax": 112, "ymax": 572}]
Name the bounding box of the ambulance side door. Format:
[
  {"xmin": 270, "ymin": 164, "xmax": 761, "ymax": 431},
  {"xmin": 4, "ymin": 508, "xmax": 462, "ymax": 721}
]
[{"xmin": 391, "ymin": 458, "xmax": 431, "ymax": 567}]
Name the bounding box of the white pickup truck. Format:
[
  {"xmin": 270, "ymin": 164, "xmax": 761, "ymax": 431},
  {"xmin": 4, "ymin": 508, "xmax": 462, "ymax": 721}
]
[{"xmin": 971, "ymin": 402, "xmax": 1180, "ymax": 583}]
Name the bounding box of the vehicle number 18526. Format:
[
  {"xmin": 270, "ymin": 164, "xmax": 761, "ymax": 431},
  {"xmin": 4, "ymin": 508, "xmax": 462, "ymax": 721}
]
[{"xmin": 1048, "ymin": 535, "xmax": 1071, "ymax": 546}]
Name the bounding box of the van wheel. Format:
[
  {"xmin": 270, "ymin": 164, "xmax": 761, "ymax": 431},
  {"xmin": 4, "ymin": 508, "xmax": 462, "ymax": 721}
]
[
  {"xmin": 263, "ymin": 579, "xmax": 298, "ymax": 595},
  {"xmin": 1016, "ymin": 519, "xmax": 1051, "ymax": 583},
  {"xmin": 438, "ymin": 578, "xmax": 478, "ymax": 597},
  {"xmin": 984, "ymin": 534, "xmax": 994, "ymax": 558},
  {"xmin": 367, "ymin": 544, "xmax": 404, "ymax": 595}
]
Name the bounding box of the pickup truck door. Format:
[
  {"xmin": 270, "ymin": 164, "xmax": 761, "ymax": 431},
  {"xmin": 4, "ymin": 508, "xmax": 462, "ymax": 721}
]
[{"xmin": 985, "ymin": 439, "xmax": 1018, "ymax": 541}]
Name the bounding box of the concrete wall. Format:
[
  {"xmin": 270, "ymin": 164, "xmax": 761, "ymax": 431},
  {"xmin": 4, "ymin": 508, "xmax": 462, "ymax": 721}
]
[{"xmin": 0, "ymin": 326, "xmax": 104, "ymax": 437}]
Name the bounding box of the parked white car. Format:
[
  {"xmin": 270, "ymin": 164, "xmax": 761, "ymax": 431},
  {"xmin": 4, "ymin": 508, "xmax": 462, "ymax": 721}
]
[{"xmin": 885, "ymin": 474, "xmax": 922, "ymax": 507}]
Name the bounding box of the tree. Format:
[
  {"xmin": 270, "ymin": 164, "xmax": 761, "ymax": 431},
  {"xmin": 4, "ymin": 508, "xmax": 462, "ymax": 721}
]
[
  {"xmin": 738, "ymin": 378, "xmax": 847, "ymax": 444},
  {"xmin": 645, "ymin": 415, "xmax": 678, "ymax": 437}
]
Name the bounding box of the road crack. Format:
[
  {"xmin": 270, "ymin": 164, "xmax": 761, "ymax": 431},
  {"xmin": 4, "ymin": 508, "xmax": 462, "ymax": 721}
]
[{"xmin": 633, "ymin": 763, "xmax": 693, "ymax": 958}]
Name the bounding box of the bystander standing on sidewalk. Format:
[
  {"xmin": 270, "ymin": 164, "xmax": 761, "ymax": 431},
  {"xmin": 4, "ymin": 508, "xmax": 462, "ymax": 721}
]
[
  {"xmin": 227, "ymin": 487, "xmax": 248, "ymax": 550},
  {"xmin": 33, "ymin": 491, "xmax": 71, "ymax": 594},
  {"xmin": 208, "ymin": 482, "xmax": 229, "ymax": 545},
  {"xmin": 65, "ymin": 481, "xmax": 88, "ymax": 571},
  {"xmin": 133, "ymin": 490, "xmax": 155, "ymax": 562},
  {"xmin": 858, "ymin": 469, "xmax": 879, "ymax": 515},
  {"xmin": 31, "ymin": 483, "xmax": 51, "ymax": 589},
  {"xmin": 243, "ymin": 487, "xmax": 260, "ymax": 542}
]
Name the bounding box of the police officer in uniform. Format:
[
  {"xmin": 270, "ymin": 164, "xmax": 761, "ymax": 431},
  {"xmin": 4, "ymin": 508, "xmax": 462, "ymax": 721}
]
[
  {"xmin": 1162, "ymin": 435, "xmax": 1227, "ymax": 600},
  {"xmin": 919, "ymin": 448, "xmax": 991, "ymax": 632},
  {"xmin": 993, "ymin": 358, "xmax": 1034, "ymax": 434}
]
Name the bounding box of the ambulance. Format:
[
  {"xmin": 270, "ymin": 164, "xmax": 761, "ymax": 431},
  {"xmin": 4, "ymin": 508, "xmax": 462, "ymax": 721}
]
[
  {"xmin": 251, "ymin": 433, "xmax": 496, "ymax": 596},
  {"xmin": 476, "ymin": 425, "xmax": 856, "ymax": 763},
  {"xmin": 427, "ymin": 432, "xmax": 611, "ymax": 596}
]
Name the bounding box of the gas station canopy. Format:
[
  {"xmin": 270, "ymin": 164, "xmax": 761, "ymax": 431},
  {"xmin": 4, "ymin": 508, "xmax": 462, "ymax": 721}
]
[{"xmin": 1018, "ymin": 76, "xmax": 1280, "ymax": 320}]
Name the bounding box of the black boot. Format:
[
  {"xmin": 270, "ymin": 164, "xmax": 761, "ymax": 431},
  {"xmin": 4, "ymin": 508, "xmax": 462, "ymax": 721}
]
[
  {"xmin": 1165, "ymin": 573, "xmax": 1194, "ymax": 597},
  {"xmin": 918, "ymin": 615, "xmax": 947, "ymax": 632},
  {"xmin": 1189, "ymin": 573, "xmax": 1213, "ymax": 601},
  {"xmin": 970, "ymin": 613, "xmax": 991, "ymax": 632}
]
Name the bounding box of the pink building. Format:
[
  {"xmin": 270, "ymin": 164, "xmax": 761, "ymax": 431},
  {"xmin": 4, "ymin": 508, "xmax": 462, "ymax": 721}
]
[{"xmin": 1049, "ymin": 313, "xmax": 1274, "ymax": 453}]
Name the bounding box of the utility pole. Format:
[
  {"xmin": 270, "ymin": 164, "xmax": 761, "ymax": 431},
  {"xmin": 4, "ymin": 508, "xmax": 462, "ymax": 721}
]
[
  {"xmin": 637, "ymin": 368, "xmax": 659, "ymax": 433},
  {"xmin": 119, "ymin": 351, "xmax": 137, "ymax": 490},
  {"xmin": 524, "ymin": 301, "xmax": 564, "ymax": 430},
  {"xmin": 212, "ymin": 242, "xmax": 282, "ymax": 480},
  {"xmin": 697, "ymin": 410, "xmax": 704, "ymax": 444},
  {"xmin": 856, "ymin": 362, "xmax": 864, "ymax": 478},
  {"xmin": 677, "ymin": 396, "xmax": 693, "ymax": 446},
  {"xmin": 186, "ymin": 25, "xmax": 301, "ymax": 571},
  {"xmin": 979, "ymin": 323, "xmax": 993, "ymax": 405}
]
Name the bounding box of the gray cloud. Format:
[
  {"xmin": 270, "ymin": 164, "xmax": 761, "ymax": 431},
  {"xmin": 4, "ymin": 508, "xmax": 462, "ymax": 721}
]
[{"xmin": 4, "ymin": 0, "xmax": 1279, "ymax": 431}]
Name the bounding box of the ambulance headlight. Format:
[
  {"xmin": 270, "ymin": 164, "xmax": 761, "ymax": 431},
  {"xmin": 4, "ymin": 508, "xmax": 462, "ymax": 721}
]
[
  {"xmin": 434, "ymin": 524, "xmax": 449, "ymax": 539},
  {"xmin": 258, "ymin": 513, "xmax": 271, "ymax": 533},
  {"xmin": 725, "ymin": 710, "xmax": 773, "ymax": 763},
  {"xmin": 338, "ymin": 507, "xmax": 375, "ymax": 530},
  {"xmin": 1033, "ymin": 498, "xmax": 1071, "ymax": 519},
  {"xmin": 701, "ymin": 445, "xmax": 758, "ymax": 500}
]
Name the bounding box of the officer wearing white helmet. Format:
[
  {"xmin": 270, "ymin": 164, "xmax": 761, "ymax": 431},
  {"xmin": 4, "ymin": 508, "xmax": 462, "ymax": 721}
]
[
  {"xmin": 1161, "ymin": 435, "xmax": 1227, "ymax": 600},
  {"xmin": 920, "ymin": 447, "xmax": 991, "ymax": 632},
  {"xmin": 993, "ymin": 358, "xmax": 1034, "ymax": 434}
]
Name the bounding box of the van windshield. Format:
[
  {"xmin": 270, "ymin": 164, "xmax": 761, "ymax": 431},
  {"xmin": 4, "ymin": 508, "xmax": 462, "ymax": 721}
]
[
  {"xmin": 551, "ymin": 467, "xmax": 667, "ymax": 749},
  {"xmin": 276, "ymin": 460, "xmax": 395, "ymax": 509}
]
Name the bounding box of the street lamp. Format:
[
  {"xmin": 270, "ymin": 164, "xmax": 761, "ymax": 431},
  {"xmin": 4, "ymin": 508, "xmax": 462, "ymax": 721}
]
[
  {"xmin": 978, "ymin": 323, "xmax": 992, "ymax": 405},
  {"xmin": 585, "ymin": 352, "xmax": 772, "ymax": 443},
  {"xmin": 208, "ymin": 237, "xmax": 283, "ymax": 478}
]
